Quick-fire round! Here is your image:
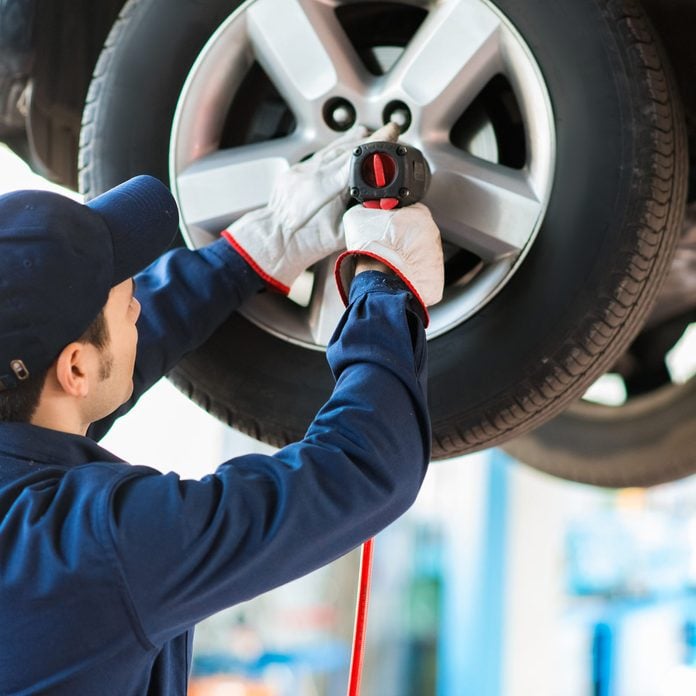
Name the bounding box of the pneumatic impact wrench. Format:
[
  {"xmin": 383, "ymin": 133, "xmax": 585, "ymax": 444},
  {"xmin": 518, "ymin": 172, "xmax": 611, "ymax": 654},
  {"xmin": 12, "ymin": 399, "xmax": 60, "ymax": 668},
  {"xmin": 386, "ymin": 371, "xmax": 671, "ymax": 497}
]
[{"xmin": 348, "ymin": 137, "xmax": 431, "ymax": 209}]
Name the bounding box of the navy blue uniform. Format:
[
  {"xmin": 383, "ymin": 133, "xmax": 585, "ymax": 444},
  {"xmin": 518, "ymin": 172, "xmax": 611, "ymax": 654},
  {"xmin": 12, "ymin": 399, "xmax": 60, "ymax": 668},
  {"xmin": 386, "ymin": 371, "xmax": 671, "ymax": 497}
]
[{"xmin": 0, "ymin": 239, "xmax": 430, "ymax": 695}]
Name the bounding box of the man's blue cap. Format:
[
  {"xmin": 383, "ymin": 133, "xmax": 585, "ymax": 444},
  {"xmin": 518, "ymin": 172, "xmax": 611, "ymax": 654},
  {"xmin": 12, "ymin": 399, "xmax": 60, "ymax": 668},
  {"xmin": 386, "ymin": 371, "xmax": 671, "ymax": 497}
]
[{"xmin": 0, "ymin": 175, "xmax": 179, "ymax": 391}]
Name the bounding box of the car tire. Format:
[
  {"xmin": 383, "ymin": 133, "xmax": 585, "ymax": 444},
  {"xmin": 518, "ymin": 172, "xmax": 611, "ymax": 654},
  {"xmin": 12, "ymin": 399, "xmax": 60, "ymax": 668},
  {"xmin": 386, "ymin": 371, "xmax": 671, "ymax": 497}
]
[{"xmin": 79, "ymin": 0, "xmax": 688, "ymax": 474}]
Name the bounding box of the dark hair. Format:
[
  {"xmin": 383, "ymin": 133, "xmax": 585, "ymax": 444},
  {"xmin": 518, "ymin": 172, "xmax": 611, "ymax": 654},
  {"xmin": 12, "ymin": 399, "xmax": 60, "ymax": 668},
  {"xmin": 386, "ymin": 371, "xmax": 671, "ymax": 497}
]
[
  {"xmin": 0, "ymin": 309, "xmax": 110, "ymax": 423},
  {"xmin": 81, "ymin": 309, "xmax": 109, "ymax": 352}
]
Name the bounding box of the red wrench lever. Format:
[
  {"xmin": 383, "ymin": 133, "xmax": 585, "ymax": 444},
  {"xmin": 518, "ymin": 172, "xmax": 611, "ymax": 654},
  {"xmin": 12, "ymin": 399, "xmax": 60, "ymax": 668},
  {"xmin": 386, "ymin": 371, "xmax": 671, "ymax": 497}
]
[{"xmin": 362, "ymin": 152, "xmax": 400, "ymax": 210}]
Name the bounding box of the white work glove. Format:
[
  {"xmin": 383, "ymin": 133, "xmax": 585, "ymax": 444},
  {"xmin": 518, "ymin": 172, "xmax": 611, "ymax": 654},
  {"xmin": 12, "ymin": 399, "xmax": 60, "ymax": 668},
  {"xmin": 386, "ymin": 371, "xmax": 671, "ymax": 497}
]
[
  {"xmin": 335, "ymin": 203, "xmax": 444, "ymax": 325},
  {"xmin": 222, "ymin": 123, "xmax": 400, "ymax": 294}
]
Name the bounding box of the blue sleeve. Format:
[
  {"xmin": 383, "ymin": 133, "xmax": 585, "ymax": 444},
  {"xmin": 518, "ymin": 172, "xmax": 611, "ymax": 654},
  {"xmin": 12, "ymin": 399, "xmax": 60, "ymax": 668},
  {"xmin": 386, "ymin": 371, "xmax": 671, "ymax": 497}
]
[
  {"xmin": 104, "ymin": 272, "xmax": 431, "ymax": 646},
  {"xmin": 88, "ymin": 239, "xmax": 264, "ymax": 440}
]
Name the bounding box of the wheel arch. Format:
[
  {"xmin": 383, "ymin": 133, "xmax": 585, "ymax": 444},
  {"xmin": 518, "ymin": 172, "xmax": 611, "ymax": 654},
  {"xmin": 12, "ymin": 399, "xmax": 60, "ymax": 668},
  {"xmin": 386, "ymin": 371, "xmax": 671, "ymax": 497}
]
[{"xmin": 24, "ymin": 0, "xmax": 126, "ymax": 188}]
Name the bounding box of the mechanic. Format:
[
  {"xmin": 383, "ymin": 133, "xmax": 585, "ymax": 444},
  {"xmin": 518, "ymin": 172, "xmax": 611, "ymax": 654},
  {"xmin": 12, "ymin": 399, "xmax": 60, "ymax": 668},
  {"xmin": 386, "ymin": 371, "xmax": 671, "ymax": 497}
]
[{"xmin": 0, "ymin": 124, "xmax": 444, "ymax": 695}]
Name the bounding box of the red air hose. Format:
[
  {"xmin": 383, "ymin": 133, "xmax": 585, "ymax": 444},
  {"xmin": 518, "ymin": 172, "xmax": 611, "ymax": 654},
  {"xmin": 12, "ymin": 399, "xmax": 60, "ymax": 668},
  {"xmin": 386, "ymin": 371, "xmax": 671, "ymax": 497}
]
[
  {"xmin": 347, "ymin": 139, "xmax": 401, "ymax": 696},
  {"xmin": 347, "ymin": 538, "xmax": 375, "ymax": 696}
]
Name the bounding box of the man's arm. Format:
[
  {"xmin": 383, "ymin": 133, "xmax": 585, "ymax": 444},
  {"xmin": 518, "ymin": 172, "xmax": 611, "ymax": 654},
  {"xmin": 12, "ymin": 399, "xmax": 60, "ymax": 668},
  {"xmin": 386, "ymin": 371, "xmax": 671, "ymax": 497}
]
[
  {"xmin": 101, "ymin": 272, "xmax": 430, "ymax": 646},
  {"xmin": 88, "ymin": 125, "xmax": 400, "ymax": 441}
]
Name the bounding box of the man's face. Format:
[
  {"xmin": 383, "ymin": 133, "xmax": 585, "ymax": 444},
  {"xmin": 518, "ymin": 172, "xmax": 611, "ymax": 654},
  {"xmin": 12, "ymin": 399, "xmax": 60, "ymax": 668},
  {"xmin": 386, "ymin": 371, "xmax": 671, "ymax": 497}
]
[{"xmin": 88, "ymin": 278, "xmax": 141, "ymax": 420}]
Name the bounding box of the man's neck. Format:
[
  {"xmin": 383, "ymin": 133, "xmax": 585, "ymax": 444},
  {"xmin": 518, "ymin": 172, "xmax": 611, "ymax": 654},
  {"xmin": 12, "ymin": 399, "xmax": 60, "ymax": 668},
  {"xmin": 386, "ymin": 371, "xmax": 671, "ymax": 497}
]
[{"xmin": 31, "ymin": 401, "xmax": 89, "ymax": 436}]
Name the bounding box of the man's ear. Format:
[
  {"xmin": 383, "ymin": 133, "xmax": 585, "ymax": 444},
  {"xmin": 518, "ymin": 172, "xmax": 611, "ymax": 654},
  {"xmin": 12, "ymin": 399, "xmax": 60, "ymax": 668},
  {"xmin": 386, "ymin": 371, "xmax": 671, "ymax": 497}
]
[{"xmin": 53, "ymin": 342, "xmax": 90, "ymax": 398}]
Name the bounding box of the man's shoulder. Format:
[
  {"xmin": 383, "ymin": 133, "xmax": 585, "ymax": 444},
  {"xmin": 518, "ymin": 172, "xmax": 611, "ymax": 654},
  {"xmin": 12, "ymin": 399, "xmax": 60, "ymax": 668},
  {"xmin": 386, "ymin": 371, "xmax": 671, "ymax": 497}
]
[{"xmin": 0, "ymin": 454, "xmax": 161, "ymax": 509}]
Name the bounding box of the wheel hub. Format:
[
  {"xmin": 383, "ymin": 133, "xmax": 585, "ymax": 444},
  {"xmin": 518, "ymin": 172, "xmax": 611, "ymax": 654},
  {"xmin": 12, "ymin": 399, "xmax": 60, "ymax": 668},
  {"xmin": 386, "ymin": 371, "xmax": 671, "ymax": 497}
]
[{"xmin": 170, "ymin": 0, "xmax": 555, "ymax": 349}]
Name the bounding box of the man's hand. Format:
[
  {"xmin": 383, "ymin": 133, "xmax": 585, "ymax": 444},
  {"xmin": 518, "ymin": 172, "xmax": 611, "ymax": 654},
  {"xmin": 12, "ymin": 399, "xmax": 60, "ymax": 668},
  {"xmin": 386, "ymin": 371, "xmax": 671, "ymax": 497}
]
[
  {"xmin": 222, "ymin": 123, "xmax": 400, "ymax": 294},
  {"xmin": 335, "ymin": 203, "xmax": 444, "ymax": 325}
]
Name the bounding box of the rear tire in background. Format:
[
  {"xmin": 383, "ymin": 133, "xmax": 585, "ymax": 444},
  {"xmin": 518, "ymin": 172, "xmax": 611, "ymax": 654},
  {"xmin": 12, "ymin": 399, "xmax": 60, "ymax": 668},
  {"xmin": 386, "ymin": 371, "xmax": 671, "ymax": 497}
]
[
  {"xmin": 505, "ymin": 224, "xmax": 696, "ymax": 488},
  {"xmin": 504, "ymin": 376, "xmax": 696, "ymax": 488},
  {"xmin": 79, "ymin": 0, "xmax": 688, "ymax": 483}
]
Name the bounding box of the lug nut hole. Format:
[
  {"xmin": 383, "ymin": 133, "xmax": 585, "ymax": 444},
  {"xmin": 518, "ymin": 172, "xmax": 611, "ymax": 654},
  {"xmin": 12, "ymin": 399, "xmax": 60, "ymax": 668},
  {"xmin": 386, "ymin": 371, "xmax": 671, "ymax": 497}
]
[
  {"xmin": 383, "ymin": 101, "xmax": 412, "ymax": 133},
  {"xmin": 323, "ymin": 97, "xmax": 357, "ymax": 132}
]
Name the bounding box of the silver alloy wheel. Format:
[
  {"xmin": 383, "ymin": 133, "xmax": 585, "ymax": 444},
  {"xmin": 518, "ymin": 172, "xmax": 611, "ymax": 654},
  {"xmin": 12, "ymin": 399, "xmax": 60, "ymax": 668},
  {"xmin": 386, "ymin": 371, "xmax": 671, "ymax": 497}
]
[{"xmin": 169, "ymin": 0, "xmax": 555, "ymax": 349}]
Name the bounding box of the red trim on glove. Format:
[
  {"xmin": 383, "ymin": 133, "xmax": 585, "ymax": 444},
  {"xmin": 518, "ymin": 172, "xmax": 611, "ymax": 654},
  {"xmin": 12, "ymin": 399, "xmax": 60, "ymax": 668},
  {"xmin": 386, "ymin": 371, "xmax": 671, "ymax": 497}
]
[
  {"xmin": 221, "ymin": 230, "xmax": 290, "ymax": 295},
  {"xmin": 334, "ymin": 250, "xmax": 430, "ymax": 328}
]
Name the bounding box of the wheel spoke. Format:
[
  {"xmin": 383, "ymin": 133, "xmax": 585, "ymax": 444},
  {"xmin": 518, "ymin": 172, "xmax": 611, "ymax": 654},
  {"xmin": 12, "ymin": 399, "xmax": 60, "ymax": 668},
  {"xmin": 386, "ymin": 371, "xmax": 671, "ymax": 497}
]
[
  {"xmin": 176, "ymin": 135, "xmax": 312, "ymax": 240},
  {"xmin": 388, "ymin": 0, "xmax": 502, "ymax": 130},
  {"xmin": 247, "ymin": 0, "xmax": 369, "ymax": 117},
  {"xmin": 426, "ymin": 147, "xmax": 543, "ymax": 261},
  {"xmin": 307, "ymin": 254, "xmax": 346, "ymax": 347}
]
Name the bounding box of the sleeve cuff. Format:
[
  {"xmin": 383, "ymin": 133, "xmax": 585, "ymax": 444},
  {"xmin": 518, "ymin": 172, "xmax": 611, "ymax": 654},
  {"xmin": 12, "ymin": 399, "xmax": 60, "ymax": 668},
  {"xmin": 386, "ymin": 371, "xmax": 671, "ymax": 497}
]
[
  {"xmin": 348, "ymin": 271, "xmax": 428, "ymax": 325},
  {"xmin": 202, "ymin": 237, "xmax": 266, "ymax": 296}
]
